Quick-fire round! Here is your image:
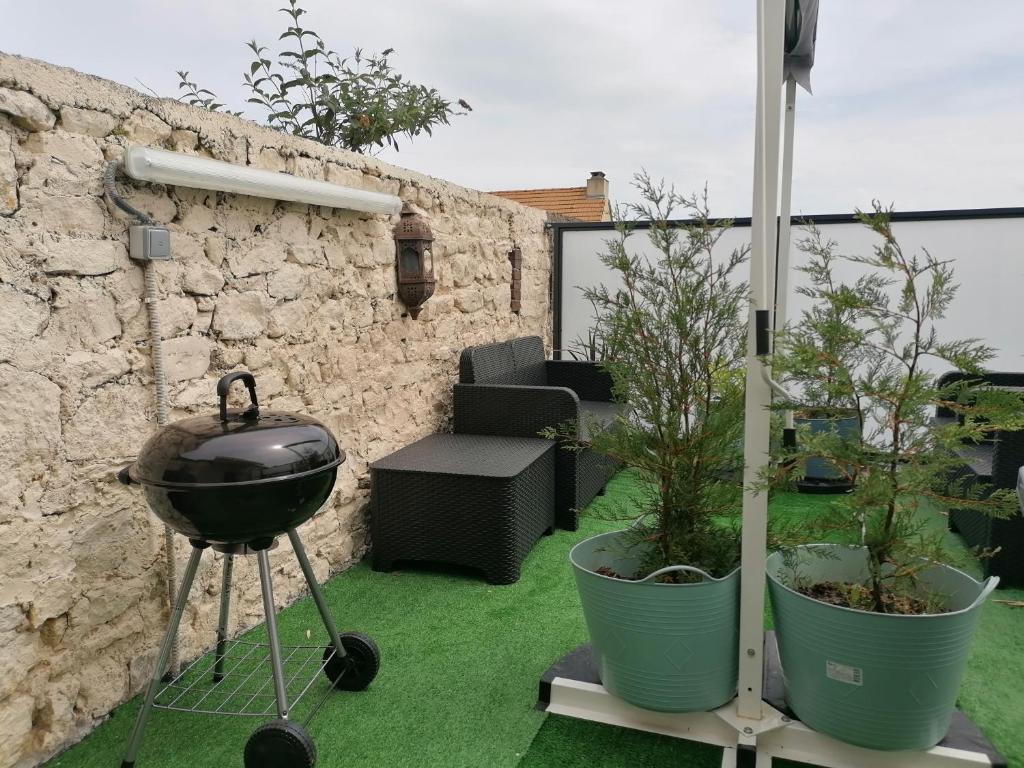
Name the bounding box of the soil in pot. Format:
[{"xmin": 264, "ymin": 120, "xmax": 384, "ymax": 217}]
[
  {"xmin": 767, "ymin": 544, "xmax": 998, "ymax": 751},
  {"xmin": 798, "ymin": 581, "xmax": 940, "ymax": 615}
]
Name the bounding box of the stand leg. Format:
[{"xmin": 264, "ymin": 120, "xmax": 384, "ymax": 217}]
[
  {"xmin": 257, "ymin": 548, "xmax": 289, "ymax": 719},
  {"xmin": 286, "ymin": 528, "xmax": 346, "ymax": 660},
  {"xmin": 212, "ymin": 554, "xmax": 234, "ymax": 682},
  {"xmin": 121, "ymin": 543, "xmax": 206, "ymax": 768}
]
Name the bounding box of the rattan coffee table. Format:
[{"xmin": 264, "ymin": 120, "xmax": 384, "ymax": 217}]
[{"xmin": 370, "ymin": 434, "xmax": 555, "ymax": 584}]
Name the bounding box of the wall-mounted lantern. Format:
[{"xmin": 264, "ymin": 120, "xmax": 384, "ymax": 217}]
[
  {"xmin": 393, "ymin": 203, "xmax": 435, "ymax": 319},
  {"xmin": 508, "ymin": 247, "xmax": 522, "ymax": 313}
]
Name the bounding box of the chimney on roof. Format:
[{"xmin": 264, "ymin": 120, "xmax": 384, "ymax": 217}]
[{"xmin": 586, "ymin": 171, "xmax": 608, "ymax": 199}]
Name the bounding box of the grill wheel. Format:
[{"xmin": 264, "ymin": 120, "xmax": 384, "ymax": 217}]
[
  {"xmin": 244, "ymin": 718, "xmax": 316, "ymax": 768},
  {"xmin": 323, "ymin": 632, "xmax": 381, "ymax": 691}
]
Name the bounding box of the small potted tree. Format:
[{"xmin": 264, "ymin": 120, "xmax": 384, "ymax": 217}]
[
  {"xmin": 767, "ymin": 204, "xmax": 1023, "ymax": 751},
  {"xmin": 548, "ymin": 174, "xmax": 749, "ymax": 713},
  {"xmin": 775, "ymin": 226, "xmax": 872, "ymax": 493}
]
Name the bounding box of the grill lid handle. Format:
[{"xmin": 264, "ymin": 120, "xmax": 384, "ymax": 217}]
[{"xmin": 217, "ymin": 371, "xmax": 260, "ymax": 422}]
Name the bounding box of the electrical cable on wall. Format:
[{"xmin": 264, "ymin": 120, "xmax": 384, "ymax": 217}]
[{"xmin": 103, "ymin": 161, "xmax": 180, "ymax": 679}]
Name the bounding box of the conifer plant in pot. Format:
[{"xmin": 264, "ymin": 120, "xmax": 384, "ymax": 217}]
[
  {"xmin": 776, "ymin": 226, "xmax": 867, "ymax": 493},
  {"xmin": 768, "ymin": 205, "xmax": 1024, "ymax": 751},
  {"xmin": 547, "ymin": 174, "xmax": 748, "ymax": 713}
]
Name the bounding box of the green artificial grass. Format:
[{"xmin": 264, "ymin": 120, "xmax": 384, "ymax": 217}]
[{"xmin": 47, "ymin": 470, "xmax": 1023, "ymax": 768}]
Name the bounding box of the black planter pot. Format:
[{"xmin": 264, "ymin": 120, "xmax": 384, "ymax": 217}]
[{"xmin": 793, "ymin": 409, "xmax": 859, "ymax": 495}]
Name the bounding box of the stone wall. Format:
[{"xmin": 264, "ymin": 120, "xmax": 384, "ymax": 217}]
[{"xmin": 0, "ymin": 53, "xmax": 551, "ymax": 767}]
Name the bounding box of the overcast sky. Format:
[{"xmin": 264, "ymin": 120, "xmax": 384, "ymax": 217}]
[{"xmin": 2, "ymin": 1, "xmax": 1022, "ymax": 215}]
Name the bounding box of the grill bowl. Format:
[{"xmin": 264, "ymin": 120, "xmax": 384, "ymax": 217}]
[{"xmin": 121, "ymin": 372, "xmax": 344, "ymax": 544}]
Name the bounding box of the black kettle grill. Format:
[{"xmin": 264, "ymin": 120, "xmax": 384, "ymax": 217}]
[
  {"xmin": 120, "ymin": 370, "xmax": 345, "ymax": 545},
  {"xmin": 118, "ymin": 372, "xmax": 379, "ymax": 768}
]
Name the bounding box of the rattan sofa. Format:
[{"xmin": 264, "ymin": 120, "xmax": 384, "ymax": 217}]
[
  {"xmin": 453, "ymin": 336, "xmax": 621, "ymax": 530},
  {"xmin": 937, "ymin": 370, "xmax": 1024, "ymax": 587}
]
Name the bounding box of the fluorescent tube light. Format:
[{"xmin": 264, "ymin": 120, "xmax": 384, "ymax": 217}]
[{"xmin": 122, "ymin": 146, "xmax": 403, "ymax": 215}]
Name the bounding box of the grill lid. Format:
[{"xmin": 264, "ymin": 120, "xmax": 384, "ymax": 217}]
[{"xmin": 128, "ymin": 372, "xmax": 344, "ymax": 488}]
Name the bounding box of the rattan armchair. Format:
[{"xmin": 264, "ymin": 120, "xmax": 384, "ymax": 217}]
[
  {"xmin": 454, "ymin": 336, "xmax": 621, "ymax": 530},
  {"xmin": 938, "ymin": 370, "xmax": 1024, "ymax": 587}
]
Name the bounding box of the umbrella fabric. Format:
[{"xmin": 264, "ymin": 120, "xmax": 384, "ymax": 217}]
[{"xmin": 784, "ymin": 0, "xmax": 818, "ymax": 93}]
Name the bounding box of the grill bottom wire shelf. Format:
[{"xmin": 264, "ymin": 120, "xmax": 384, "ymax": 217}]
[{"xmin": 154, "ymin": 637, "xmax": 336, "ymax": 722}]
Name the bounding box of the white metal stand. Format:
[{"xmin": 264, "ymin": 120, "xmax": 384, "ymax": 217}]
[
  {"xmin": 540, "ymin": 3, "xmax": 1001, "ymax": 767},
  {"xmin": 545, "ymin": 677, "xmax": 994, "ymax": 768}
]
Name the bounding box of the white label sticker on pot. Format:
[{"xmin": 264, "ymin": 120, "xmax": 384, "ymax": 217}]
[{"xmin": 826, "ymin": 660, "xmax": 863, "ymax": 686}]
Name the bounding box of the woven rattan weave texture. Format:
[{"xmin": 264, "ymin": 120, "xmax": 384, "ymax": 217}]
[{"xmin": 370, "ymin": 434, "xmax": 555, "ymax": 585}]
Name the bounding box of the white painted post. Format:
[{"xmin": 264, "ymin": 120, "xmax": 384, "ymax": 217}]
[
  {"xmin": 736, "ymin": 0, "xmax": 787, "ymax": 721},
  {"xmin": 775, "ymin": 76, "xmax": 798, "ymax": 333}
]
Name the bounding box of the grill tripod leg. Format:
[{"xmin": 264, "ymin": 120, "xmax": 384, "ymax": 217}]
[
  {"xmin": 257, "ymin": 548, "xmax": 290, "ymax": 719},
  {"xmin": 212, "ymin": 554, "xmax": 234, "ymax": 682},
  {"xmin": 287, "ymin": 528, "xmax": 347, "ymax": 661},
  {"xmin": 121, "ymin": 543, "xmax": 206, "ymax": 768}
]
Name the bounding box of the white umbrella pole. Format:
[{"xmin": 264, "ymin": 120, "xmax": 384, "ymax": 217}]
[
  {"xmin": 776, "ymin": 76, "xmax": 798, "ymax": 437},
  {"xmin": 736, "ymin": 0, "xmax": 786, "ymax": 722},
  {"xmin": 776, "ymin": 76, "xmax": 798, "ymax": 338}
]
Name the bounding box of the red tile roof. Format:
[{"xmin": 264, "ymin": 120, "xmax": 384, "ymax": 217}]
[{"xmin": 489, "ymin": 186, "xmax": 610, "ymax": 222}]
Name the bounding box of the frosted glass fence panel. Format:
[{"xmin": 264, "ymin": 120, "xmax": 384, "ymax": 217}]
[{"xmin": 556, "ymin": 213, "xmax": 1024, "ymax": 372}]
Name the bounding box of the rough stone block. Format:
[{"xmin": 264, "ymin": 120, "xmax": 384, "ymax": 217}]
[
  {"xmin": 60, "ymin": 350, "xmax": 131, "ymax": 389},
  {"xmin": 153, "ymin": 295, "xmax": 198, "ymax": 338},
  {"xmin": 47, "ymin": 281, "xmax": 121, "ymax": 347},
  {"xmin": 256, "ymin": 147, "xmax": 286, "ymax": 172},
  {"xmin": 182, "ymin": 260, "xmax": 225, "ymax": 296},
  {"xmin": 268, "ymin": 263, "xmax": 308, "ymax": 299},
  {"xmin": 212, "ymin": 292, "xmax": 268, "ymax": 340},
  {"xmin": 121, "ymin": 109, "xmax": 171, "ymax": 144},
  {"xmin": 268, "ymin": 298, "xmax": 314, "ymax": 338},
  {"xmin": 64, "ymin": 386, "xmax": 153, "ymax": 460},
  {"xmin": 59, "ymin": 106, "xmax": 117, "ymax": 137},
  {"xmin": 324, "ymin": 163, "xmax": 362, "ymax": 187},
  {"xmin": 41, "ymin": 239, "xmax": 125, "ymax": 276},
  {"xmin": 0, "ymin": 133, "xmax": 16, "ymax": 214},
  {"xmin": 192, "ymin": 311, "xmax": 213, "ymax": 333},
  {"xmin": 0, "ymin": 694, "xmax": 34, "ymax": 760},
  {"xmin": 0, "ymin": 284, "xmax": 49, "ymax": 360},
  {"xmin": 179, "ymin": 202, "xmax": 216, "ymax": 234},
  {"xmin": 162, "ymin": 336, "xmax": 212, "ymax": 383},
  {"xmin": 169, "ymin": 129, "xmax": 198, "ymax": 151},
  {"xmin": 23, "ymin": 131, "xmax": 104, "ymax": 170},
  {"xmin": 454, "ymin": 289, "xmax": 484, "ymax": 313},
  {"xmin": 0, "ymin": 365, "xmax": 62, "ymax": 511},
  {"xmin": 227, "ymin": 241, "xmax": 286, "ymax": 277},
  {"xmin": 20, "ymin": 195, "xmax": 106, "ymax": 236},
  {"xmin": 0, "ymin": 87, "xmax": 56, "ymax": 131}
]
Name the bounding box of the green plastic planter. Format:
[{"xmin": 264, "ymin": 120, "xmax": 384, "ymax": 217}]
[
  {"xmin": 767, "ymin": 544, "xmax": 998, "ymax": 751},
  {"xmin": 570, "ymin": 530, "xmax": 740, "ymax": 712}
]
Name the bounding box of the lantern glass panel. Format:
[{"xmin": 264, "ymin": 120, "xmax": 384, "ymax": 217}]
[
  {"xmin": 400, "ymin": 246, "xmax": 421, "ymax": 278},
  {"xmin": 425, "ymin": 248, "xmax": 433, "ymax": 275}
]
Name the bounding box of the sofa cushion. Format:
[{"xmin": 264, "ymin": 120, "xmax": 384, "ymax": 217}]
[
  {"xmin": 510, "ymin": 336, "xmax": 547, "ymax": 386},
  {"xmin": 955, "ymin": 444, "xmax": 993, "ymax": 482},
  {"xmin": 578, "ymin": 400, "xmax": 622, "ymax": 440},
  {"xmin": 459, "ymin": 336, "xmax": 548, "ymax": 386},
  {"xmin": 459, "ymin": 340, "xmax": 515, "ymax": 384}
]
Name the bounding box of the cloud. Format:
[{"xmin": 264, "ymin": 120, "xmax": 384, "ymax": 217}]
[{"xmin": 1, "ymin": 0, "xmax": 1020, "ymax": 214}]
